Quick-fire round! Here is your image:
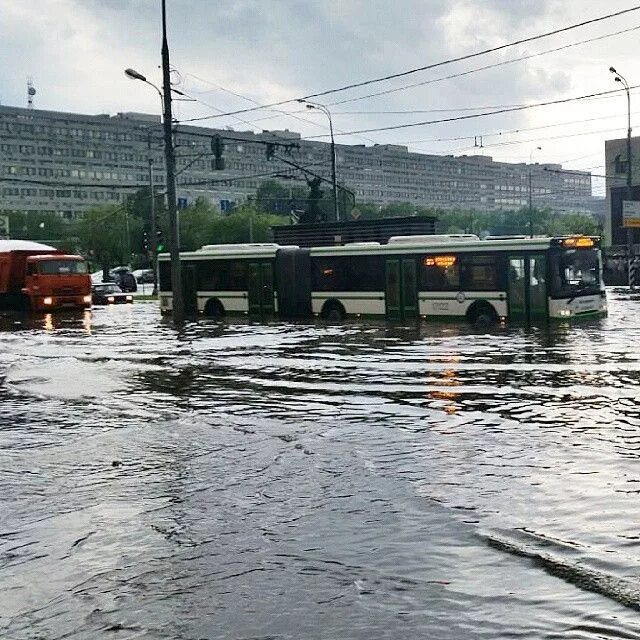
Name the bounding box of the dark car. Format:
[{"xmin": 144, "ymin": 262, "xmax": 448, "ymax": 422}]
[{"xmin": 91, "ymin": 283, "xmax": 134, "ymax": 305}]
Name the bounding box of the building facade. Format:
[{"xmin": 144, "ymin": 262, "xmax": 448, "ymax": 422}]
[
  {"xmin": 0, "ymin": 104, "xmax": 594, "ymax": 220},
  {"xmin": 604, "ymin": 135, "xmax": 640, "ymax": 247}
]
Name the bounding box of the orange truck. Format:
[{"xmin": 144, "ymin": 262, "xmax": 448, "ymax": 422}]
[{"xmin": 0, "ymin": 240, "xmax": 92, "ymax": 312}]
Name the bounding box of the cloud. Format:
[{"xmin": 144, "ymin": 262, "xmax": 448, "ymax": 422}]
[{"xmin": 0, "ymin": 0, "xmax": 637, "ymax": 175}]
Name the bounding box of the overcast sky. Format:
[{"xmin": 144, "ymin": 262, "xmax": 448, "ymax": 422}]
[{"xmin": 2, "ymin": 0, "xmax": 639, "ymax": 195}]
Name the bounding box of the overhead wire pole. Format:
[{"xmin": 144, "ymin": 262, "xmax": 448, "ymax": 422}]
[
  {"xmin": 298, "ymin": 100, "xmax": 339, "ymax": 221},
  {"xmin": 147, "ymin": 130, "xmax": 158, "ymax": 296},
  {"xmin": 161, "ymin": 0, "xmax": 184, "ymax": 322},
  {"xmin": 528, "ymin": 146, "xmax": 542, "ymax": 238},
  {"xmin": 609, "ymin": 66, "xmax": 634, "ymax": 288},
  {"xmin": 123, "ymin": 70, "xmax": 164, "ymax": 298}
]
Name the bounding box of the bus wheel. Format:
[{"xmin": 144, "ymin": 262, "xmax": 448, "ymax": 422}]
[
  {"xmin": 321, "ymin": 300, "xmax": 346, "ymax": 321},
  {"xmin": 467, "ymin": 301, "xmax": 498, "ymax": 328},
  {"xmin": 204, "ymin": 298, "xmax": 225, "ymax": 319}
]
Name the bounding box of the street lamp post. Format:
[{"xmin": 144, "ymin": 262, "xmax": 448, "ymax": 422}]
[
  {"xmin": 528, "ymin": 146, "xmax": 542, "ymax": 238},
  {"xmin": 124, "ymin": 71, "xmax": 161, "ymax": 295},
  {"xmin": 610, "ymin": 66, "xmax": 634, "ymax": 288},
  {"xmin": 298, "ymin": 100, "xmax": 339, "ymax": 222},
  {"xmin": 123, "ymin": 0, "xmax": 183, "ymax": 321}
]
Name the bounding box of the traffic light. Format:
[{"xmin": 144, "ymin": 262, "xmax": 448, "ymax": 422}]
[
  {"xmin": 265, "ymin": 143, "xmax": 276, "ymax": 161},
  {"xmin": 143, "ymin": 231, "xmax": 149, "ymax": 251},
  {"xmin": 156, "ymin": 230, "xmax": 165, "ymax": 253},
  {"xmin": 211, "ymin": 135, "xmax": 225, "ymax": 170}
]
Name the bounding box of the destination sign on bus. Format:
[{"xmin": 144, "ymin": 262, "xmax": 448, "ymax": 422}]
[
  {"xmin": 424, "ymin": 255, "xmax": 457, "ymax": 267},
  {"xmin": 562, "ymin": 237, "xmax": 594, "ymax": 248}
]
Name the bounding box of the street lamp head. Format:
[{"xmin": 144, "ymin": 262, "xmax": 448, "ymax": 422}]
[
  {"xmin": 305, "ymin": 104, "xmax": 316, "ymax": 110},
  {"xmin": 125, "ymin": 68, "xmax": 147, "ymax": 82},
  {"xmin": 609, "ymin": 66, "xmax": 617, "ymax": 74},
  {"xmin": 615, "ymin": 76, "xmax": 622, "ymax": 83}
]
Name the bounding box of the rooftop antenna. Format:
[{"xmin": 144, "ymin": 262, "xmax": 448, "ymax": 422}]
[{"xmin": 27, "ymin": 77, "xmax": 36, "ymax": 109}]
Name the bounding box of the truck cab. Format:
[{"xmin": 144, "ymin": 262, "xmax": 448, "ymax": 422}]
[
  {"xmin": 23, "ymin": 254, "xmax": 92, "ymax": 311},
  {"xmin": 0, "ymin": 240, "xmax": 91, "ymax": 312}
]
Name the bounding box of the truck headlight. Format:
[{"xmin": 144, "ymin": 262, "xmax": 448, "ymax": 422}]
[
  {"xmin": 83, "ymin": 295, "xmax": 92, "ymax": 304},
  {"xmin": 43, "ymin": 297, "xmax": 53, "ymax": 305}
]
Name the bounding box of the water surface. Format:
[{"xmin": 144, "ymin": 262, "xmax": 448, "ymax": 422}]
[{"xmin": 1, "ymin": 293, "xmax": 640, "ymax": 639}]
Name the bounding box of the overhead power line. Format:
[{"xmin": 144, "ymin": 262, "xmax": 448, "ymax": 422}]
[
  {"xmin": 176, "ymin": 5, "xmax": 640, "ymax": 123},
  {"xmin": 302, "ymin": 85, "xmax": 640, "ymax": 138},
  {"xmin": 327, "ymin": 23, "xmax": 640, "ymax": 107}
]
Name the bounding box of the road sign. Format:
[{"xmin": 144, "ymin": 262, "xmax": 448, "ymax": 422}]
[
  {"xmin": 622, "ymin": 200, "xmax": 640, "ymax": 228},
  {"xmin": 0, "ymin": 215, "xmax": 9, "ymax": 239},
  {"xmin": 351, "ymin": 207, "xmax": 361, "ymax": 220}
]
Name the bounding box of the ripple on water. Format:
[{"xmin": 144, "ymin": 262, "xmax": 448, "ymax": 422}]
[{"xmin": 1, "ymin": 298, "xmax": 640, "ymax": 638}]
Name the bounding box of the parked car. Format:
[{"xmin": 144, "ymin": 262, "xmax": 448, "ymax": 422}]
[
  {"xmin": 91, "ymin": 283, "xmax": 134, "ymax": 305},
  {"xmin": 132, "ymin": 268, "xmax": 155, "ymax": 284},
  {"xmin": 109, "ymin": 268, "xmax": 137, "ymax": 293}
]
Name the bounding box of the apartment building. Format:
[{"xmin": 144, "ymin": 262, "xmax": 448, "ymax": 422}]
[{"xmin": 0, "ymin": 104, "xmax": 594, "ymax": 219}]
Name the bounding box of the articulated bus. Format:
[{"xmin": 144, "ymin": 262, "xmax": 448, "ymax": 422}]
[{"xmin": 158, "ymin": 235, "xmax": 607, "ymax": 323}]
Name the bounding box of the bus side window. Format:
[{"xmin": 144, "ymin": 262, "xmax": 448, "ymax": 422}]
[
  {"xmin": 420, "ymin": 257, "xmax": 460, "ymax": 291},
  {"xmin": 461, "ymin": 254, "xmax": 499, "ymax": 290}
]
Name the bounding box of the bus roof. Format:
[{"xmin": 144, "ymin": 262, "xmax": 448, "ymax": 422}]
[
  {"xmin": 311, "ymin": 236, "xmax": 556, "ymax": 256},
  {"xmin": 161, "ymin": 235, "xmax": 600, "ymax": 261}
]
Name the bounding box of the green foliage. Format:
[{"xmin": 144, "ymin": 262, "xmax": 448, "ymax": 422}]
[
  {"xmin": 355, "ymin": 201, "xmax": 601, "ymax": 237},
  {"xmin": 5, "ymin": 211, "xmax": 70, "ymax": 245},
  {"xmin": 209, "ymin": 204, "xmax": 287, "ymax": 244},
  {"xmin": 75, "ymin": 205, "xmax": 143, "ymax": 271},
  {"xmin": 255, "ymin": 180, "xmax": 307, "ymax": 215},
  {"xmin": 177, "ymin": 197, "xmax": 220, "ymax": 251}
]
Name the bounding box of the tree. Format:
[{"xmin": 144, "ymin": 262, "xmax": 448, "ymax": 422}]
[
  {"xmin": 76, "ymin": 205, "xmax": 142, "ymax": 275},
  {"xmin": 6, "ymin": 211, "xmax": 69, "ymax": 244},
  {"xmin": 178, "ymin": 197, "xmax": 219, "ymax": 251},
  {"xmin": 255, "ymin": 180, "xmax": 289, "ymax": 213}
]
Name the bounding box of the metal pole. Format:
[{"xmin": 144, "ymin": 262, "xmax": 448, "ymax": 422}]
[
  {"xmin": 528, "ymin": 169, "xmax": 533, "ymax": 238},
  {"xmin": 328, "ymin": 115, "xmax": 339, "ymax": 222},
  {"xmin": 611, "ymin": 67, "xmax": 634, "ymax": 288},
  {"xmin": 301, "ymin": 100, "xmax": 339, "ymax": 222},
  {"xmin": 161, "ymin": 0, "xmax": 184, "ymax": 321},
  {"xmin": 626, "ymin": 83, "xmax": 634, "ymax": 287},
  {"xmin": 528, "ymin": 146, "xmax": 541, "ymax": 238},
  {"xmin": 147, "ymin": 130, "xmax": 158, "ymax": 296},
  {"xmin": 124, "ymin": 208, "xmax": 131, "ymax": 265}
]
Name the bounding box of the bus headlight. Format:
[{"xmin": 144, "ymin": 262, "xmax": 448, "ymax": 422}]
[
  {"xmin": 43, "ymin": 297, "xmax": 53, "ymax": 306},
  {"xmin": 559, "ymin": 309, "xmax": 571, "ymax": 317},
  {"xmin": 83, "ymin": 295, "xmax": 92, "ymax": 304}
]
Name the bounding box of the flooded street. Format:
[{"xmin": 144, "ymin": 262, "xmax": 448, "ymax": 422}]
[{"xmin": 1, "ymin": 293, "xmax": 640, "ymax": 639}]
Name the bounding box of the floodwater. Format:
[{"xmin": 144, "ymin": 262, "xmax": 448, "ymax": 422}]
[{"xmin": 1, "ymin": 292, "xmax": 640, "ymax": 639}]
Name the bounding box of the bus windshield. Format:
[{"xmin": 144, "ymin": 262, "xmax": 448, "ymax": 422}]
[
  {"xmin": 38, "ymin": 260, "xmax": 88, "ymax": 275},
  {"xmin": 551, "ymin": 248, "xmax": 601, "ymax": 297}
]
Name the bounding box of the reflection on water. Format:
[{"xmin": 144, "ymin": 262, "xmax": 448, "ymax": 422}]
[{"xmin": 1, "ymin": 296, "xmax": 640, "ymax": 639}]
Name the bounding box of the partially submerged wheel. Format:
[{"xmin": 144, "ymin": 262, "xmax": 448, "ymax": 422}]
[
  {"xmin": 203, "ymin": 298, "xmax": 225, "ymax": 319},
  {"xmin": 466, "ymin": 301, "xmax": 498, "ymax": 328},
  {"xmin": 321, "ymin": 300, "xmax": 346, "ymax": 321}
]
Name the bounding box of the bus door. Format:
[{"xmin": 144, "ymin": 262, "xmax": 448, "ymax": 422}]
[
  {"xmin": 507, "ymin": 255, "xmax": 547, "ymax": 321},
  {"xmin": 248, "ymin": 261, "xmax": 274, "ymax": 316},
  {"xmin": 182, "ymin": 264, "xmax": 198, "ymax": 315},
  {"xmin": 385, "ymin": 258, "xmax": 418, "ymax": 320}
]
